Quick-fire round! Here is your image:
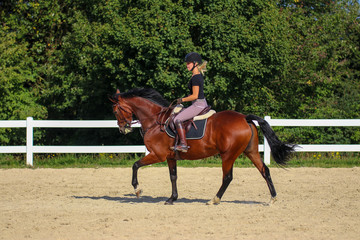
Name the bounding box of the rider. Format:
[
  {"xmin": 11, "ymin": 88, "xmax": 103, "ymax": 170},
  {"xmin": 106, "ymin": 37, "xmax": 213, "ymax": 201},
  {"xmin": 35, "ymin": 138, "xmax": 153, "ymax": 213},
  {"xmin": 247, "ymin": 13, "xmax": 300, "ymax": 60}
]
[{"xmin": 173, "ymin": 52, "xmax": 208, "ymax": 152}]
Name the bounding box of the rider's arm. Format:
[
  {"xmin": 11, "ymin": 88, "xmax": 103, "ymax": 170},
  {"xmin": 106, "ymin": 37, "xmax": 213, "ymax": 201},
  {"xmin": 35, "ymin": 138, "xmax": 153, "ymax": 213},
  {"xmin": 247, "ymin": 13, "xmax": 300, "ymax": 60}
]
[{"xmin": 181, "ymin": 86, "xmax": 199, "ymax": 102}]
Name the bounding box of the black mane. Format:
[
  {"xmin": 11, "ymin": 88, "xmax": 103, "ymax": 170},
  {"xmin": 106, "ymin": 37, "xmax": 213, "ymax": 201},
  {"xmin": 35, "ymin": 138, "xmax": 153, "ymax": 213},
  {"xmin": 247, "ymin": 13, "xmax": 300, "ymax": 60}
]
[{"xmin": 115, "ymin": 88, "xmax": 170, "ymax": 107}]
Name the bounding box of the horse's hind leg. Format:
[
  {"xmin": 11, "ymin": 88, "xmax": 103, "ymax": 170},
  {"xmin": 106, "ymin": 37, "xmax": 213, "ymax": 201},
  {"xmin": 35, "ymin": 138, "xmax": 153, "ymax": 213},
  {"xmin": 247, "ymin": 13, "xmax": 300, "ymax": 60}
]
[
  {"xmin": 245, "ymin": 151, "xmax": 277, "ymax": 202},
  {"xmin": 244, "ymin": 124, "xmax": 277, "ymax": 202},
  {"xmin": 207, "ymin": 153, "xmax": 237, "ymax": 205}
]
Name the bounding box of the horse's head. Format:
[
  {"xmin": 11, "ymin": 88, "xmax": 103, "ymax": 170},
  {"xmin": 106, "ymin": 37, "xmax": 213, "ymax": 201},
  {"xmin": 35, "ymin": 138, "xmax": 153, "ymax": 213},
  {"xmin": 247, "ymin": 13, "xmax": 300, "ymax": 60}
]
[{"xmin": 111, "ymin": 89, "xmax": 133, "ymax": 134}]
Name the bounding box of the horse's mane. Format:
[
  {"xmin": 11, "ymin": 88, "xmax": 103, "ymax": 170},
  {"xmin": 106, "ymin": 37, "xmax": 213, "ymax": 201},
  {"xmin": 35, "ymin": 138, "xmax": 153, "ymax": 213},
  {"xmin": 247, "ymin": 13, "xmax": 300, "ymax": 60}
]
[{"xmin": 115, "ymin": 88, "xmax": 170, "ymax": 107}]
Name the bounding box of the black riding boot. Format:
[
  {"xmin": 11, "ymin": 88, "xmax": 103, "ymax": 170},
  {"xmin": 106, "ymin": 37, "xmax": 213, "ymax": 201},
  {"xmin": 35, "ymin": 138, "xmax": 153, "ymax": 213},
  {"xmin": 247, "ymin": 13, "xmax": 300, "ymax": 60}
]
[{"xmin": 175, "ymin": 121, "xmax": 188, "ymax": 152}]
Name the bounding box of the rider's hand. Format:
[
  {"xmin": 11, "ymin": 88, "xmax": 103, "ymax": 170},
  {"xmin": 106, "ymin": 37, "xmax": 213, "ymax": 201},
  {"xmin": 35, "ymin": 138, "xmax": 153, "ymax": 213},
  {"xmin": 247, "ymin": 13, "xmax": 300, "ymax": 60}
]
[{"xmin": 176, "ymin": 98, "xmax": 183, "ymax": 104}]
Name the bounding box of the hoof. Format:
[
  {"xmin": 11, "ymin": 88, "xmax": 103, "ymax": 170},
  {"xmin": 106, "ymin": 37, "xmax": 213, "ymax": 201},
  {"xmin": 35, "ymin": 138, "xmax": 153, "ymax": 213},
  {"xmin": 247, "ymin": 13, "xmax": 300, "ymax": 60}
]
[
  {"xmin": 264, "ymin": 196, "xmax": 277, "ymax": 206},
  {"xmin": 164, "ymin": 196, "xmax": 177, "ymax": 205},
  {"xmin": 135, "ymin": 188, "xmax": 143, "ymax": 198},
  {"xmin": 206, "ymin": 196, "xmax": 221, "ymax": 205},
  {"xmin": 270, "ymin": 196, "xmax": 277, "ymax": 205}
]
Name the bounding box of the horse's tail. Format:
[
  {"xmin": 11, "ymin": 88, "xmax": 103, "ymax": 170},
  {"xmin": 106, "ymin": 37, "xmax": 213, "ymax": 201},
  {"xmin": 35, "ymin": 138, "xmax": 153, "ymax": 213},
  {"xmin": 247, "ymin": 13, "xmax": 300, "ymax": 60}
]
[{"xmin": 246, "ymin": 114, "xmax": 296, "ymax": 165}]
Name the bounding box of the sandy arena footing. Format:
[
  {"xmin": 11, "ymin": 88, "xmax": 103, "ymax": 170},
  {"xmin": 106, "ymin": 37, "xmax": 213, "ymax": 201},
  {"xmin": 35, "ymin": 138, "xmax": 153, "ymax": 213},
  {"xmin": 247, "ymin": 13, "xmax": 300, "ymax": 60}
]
[{"xmin": 1, "ymin": 167, "xmax": 359, "ymax": 240}]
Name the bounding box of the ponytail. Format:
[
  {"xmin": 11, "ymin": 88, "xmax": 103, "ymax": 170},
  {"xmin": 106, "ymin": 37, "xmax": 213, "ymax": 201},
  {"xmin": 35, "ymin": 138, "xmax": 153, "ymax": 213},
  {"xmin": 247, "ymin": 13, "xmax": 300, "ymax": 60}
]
[{"xmin": 197, "ymin": 61, "xmax": 208, "ymax": 75}]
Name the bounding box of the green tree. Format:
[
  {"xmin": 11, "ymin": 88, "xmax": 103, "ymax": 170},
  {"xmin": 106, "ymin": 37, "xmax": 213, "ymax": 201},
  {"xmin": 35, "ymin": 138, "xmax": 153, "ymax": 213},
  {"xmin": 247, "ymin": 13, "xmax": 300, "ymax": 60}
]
[
  {"xmin": 0, "ymin": 27, "xmax": 47, "ymax": 144},
  {"xmin": 1, "ymin": 0, "xmax": 359, "ymax": 146},
  {"xmin": 275, "ymin": 0, "xmax": 360, "ymax": 144},
  {"xmin": 279, "ymin": 0, "xmax": 360, "ymax": 119}
]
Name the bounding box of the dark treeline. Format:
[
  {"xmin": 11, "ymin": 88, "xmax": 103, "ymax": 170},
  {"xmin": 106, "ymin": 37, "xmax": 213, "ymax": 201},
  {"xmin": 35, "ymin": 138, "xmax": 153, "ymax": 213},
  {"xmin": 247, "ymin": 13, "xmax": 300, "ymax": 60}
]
[{"xmin": 1, "ymin": 0, "xmax": 359, "ymax": 146}]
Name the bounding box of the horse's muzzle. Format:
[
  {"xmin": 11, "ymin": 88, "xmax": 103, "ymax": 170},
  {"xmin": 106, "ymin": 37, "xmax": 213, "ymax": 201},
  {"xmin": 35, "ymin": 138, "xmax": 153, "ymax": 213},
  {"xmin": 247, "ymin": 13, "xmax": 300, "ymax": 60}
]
[{"xmin": 118, "ymin": 124, "xmax": 133, "ymax": 135}]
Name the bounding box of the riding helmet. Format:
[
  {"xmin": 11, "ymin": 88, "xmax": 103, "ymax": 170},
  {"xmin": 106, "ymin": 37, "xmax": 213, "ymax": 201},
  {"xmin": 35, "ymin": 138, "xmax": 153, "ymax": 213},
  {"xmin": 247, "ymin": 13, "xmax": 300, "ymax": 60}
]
[{"xmin": 184, "ymin": 52, "xmax": 202, "ymax": 64}]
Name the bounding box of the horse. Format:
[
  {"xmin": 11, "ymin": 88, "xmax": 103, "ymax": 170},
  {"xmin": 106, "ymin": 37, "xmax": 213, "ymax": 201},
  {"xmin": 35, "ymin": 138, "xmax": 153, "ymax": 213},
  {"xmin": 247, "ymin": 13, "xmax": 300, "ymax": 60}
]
[{"xmin": 110, "ymin": 88, "xmax": 296, "ymax": 205}]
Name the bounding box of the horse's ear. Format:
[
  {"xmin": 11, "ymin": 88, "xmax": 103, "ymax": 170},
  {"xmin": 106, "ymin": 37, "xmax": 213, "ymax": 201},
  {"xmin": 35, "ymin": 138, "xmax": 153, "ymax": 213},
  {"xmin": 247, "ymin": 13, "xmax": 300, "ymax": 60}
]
[
  {"xmin": 116, "ymin": 89, "xmax": 120, "ymax": 94},
  {"xmin": 109, "ymin": 95, "xmax": 116, "ymax": 103}
]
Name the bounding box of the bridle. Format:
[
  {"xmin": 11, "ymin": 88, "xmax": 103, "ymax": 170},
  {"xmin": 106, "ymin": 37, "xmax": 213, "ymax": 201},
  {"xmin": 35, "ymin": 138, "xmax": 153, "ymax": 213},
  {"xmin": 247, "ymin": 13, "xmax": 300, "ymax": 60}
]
[
  {"xmin": 113, "ymin": 103, "xmax": 135, "ymax": 128},
  {"xmin": 113, "ymin": 99, "xmax": 177, "ymax": 136}
]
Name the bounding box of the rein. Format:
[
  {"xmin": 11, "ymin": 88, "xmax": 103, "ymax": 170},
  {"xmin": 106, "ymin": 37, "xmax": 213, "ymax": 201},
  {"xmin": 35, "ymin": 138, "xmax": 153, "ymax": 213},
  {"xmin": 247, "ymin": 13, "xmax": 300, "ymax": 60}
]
[
  {"xmin": 142, "ymin": 99, "xmax": 177, "ymax": 135},
  {"xmin": 156, "ymin": 99, "xmax": 177, "ymax": 132},
  {"xmin": 114, "ymin": 100, "xmax": 177, "ymax": 137}
]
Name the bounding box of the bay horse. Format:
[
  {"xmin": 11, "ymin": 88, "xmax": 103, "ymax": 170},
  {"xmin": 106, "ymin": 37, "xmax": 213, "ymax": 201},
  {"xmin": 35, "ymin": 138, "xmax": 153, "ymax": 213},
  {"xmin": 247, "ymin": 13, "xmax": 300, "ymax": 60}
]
[{"xmin": 111, "ymin": 88, "xmax": 296, "ymax": 205}]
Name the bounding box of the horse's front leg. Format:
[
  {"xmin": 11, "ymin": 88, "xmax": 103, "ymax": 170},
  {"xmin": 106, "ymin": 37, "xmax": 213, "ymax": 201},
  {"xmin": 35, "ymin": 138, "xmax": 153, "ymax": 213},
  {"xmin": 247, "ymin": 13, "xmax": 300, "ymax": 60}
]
[
  {"xmin": 132, "ymin": 161, "xmax": 143, "ymax": 198},
  {"xmin": 131, "ymin": 152, "xmax": 163, "ymax": 198},
  {"xmin": 165, "ymin": 159, "xmax": 178, "ymax": 205}
]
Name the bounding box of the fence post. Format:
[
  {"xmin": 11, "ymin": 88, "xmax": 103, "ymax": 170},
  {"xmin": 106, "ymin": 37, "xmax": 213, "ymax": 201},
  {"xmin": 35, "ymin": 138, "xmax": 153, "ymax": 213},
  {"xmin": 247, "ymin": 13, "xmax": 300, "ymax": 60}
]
[
  {"xmin": 26, "ymin": 117, "xmax": 34, "ymax": 166},
  {"xmin": 264, "ymin": 116, "xmax": 271, "ymax": 165}
]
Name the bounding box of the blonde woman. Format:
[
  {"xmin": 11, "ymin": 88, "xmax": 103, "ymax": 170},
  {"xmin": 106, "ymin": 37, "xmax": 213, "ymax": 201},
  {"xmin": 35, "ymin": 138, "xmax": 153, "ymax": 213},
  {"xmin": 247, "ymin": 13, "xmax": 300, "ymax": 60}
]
[{"xmin": 173, "ymin": 52, "xmax": 208, "ymax": 152}]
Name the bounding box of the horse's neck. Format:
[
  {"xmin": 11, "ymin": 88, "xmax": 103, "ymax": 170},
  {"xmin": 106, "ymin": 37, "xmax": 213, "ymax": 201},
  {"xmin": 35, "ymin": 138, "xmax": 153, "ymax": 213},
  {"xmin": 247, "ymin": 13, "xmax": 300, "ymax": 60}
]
[{"xmin": 127, "ymin": 98, "xmax": 163, "ymax": 126}]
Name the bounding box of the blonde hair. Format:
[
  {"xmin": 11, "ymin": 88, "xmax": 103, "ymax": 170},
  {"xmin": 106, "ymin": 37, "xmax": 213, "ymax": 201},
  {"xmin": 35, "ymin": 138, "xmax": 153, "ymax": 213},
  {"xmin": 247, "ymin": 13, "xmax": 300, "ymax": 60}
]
[{"xmin": 197, "ymin": 61, "xmax": 208, "ymax": 75}]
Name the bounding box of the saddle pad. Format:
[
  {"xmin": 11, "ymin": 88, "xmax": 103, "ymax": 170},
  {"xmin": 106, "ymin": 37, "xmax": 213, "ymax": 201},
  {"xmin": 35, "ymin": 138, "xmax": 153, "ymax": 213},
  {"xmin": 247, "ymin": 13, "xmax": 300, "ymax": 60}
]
[
  {"xmin": 165, "ymin": 119, "xmax": 208, "ymax": 140},
  {"xmin": 193, "ymin": 109, "xmax": 216, "ymax": 121}
]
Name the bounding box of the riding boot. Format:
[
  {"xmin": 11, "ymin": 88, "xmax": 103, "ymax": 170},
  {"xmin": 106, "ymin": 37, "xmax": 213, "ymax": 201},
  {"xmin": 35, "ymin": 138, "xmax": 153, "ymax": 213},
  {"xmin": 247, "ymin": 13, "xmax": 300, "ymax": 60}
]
[{"xmin": 175, "ymin": 121, "xmax": 188, "ymax": 152}]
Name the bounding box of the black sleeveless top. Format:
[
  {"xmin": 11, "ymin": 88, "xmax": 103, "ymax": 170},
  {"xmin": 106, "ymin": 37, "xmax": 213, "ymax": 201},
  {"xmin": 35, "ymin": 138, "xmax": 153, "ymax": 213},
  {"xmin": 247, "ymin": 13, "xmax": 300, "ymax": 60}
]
[{"xmin": 188, "ymin": 74, "xmax": 205, "ymax": 99}]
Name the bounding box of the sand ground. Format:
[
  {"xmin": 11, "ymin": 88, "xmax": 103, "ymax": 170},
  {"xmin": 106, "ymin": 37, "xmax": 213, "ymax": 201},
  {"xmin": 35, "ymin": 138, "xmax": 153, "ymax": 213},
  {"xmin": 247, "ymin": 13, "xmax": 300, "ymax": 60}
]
[{"xmin": 1, "ymin": 167, "xmax": 360, "ymax": 240}]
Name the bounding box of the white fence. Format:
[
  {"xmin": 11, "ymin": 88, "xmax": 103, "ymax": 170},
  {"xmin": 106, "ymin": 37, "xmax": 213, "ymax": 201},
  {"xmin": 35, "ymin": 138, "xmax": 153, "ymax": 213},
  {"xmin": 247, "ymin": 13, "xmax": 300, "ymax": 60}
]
[
  {"xmin": 0, "ymin": 116, "xmax": 360, "ymax": 166},
  {"xmin": 263, "ymin": 116, "xmax": 360, "ymax": 164},
  {"xmin": 0, "ymin": 117, "xmax": 147, "ymax": 166}
]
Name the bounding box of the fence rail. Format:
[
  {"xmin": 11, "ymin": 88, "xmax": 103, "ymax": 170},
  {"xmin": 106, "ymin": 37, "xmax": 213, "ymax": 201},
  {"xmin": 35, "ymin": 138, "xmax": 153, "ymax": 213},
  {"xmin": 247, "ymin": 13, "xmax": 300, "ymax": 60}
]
[{"xmin": 1, "ymin": 116, "xmax": 360, "ymax": 166}]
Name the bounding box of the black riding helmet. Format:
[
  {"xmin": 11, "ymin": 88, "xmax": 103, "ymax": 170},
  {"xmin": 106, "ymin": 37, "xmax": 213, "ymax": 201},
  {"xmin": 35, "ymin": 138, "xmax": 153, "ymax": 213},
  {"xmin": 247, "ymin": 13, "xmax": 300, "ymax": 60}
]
[{"xmin": 184, "ymin": 52, "xmax": 202, "ymax": 64}]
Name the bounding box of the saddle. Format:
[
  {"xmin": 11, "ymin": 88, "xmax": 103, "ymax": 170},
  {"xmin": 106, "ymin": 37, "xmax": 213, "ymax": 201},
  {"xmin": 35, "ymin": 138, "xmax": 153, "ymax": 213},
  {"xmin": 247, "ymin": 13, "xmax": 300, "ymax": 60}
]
[{"xmin": 165, "ymin": 104, "xmax": 216, "ymax": 140}]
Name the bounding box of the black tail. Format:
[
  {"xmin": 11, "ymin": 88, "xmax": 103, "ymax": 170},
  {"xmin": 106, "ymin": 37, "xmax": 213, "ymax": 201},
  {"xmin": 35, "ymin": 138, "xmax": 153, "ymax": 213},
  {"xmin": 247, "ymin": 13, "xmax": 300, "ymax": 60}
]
[{"xmin": 246, "ymin": 114, "xmax": 297, "ymax": 165}]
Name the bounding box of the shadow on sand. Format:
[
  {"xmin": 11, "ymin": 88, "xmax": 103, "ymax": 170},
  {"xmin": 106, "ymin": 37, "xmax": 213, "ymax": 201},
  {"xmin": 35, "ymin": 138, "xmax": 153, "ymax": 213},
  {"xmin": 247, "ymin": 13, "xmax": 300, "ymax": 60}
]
[{"xmin": 72, "ymin": 194, "xmax": 266, "ymax": 205}]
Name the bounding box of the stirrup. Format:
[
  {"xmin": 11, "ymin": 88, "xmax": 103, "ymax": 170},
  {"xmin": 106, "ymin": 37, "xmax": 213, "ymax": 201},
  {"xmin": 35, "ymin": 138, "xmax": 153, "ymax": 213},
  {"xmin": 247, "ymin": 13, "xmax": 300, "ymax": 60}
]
[
  {"xmin": 170, "ymin": 145, "xmax": 187, "ymax": 151},
  {"xmin": 175, "ymin": 144, "xmax": 189, "ymax": 153}
]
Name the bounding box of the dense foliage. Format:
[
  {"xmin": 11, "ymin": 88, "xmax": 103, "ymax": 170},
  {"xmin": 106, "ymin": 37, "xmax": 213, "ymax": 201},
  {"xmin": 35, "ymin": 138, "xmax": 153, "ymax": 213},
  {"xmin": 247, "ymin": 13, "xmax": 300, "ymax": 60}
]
[{"xmin": 1, "ymin": 0, "xmax": 359, "ymax": 146}]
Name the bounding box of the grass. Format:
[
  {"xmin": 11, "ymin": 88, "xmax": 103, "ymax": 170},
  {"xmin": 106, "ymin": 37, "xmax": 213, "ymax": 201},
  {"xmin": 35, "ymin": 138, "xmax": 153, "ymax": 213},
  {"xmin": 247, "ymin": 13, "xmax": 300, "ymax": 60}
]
[{"xmin": 0, "ymin": 152, "xmax": 359, "ymax": 168}]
